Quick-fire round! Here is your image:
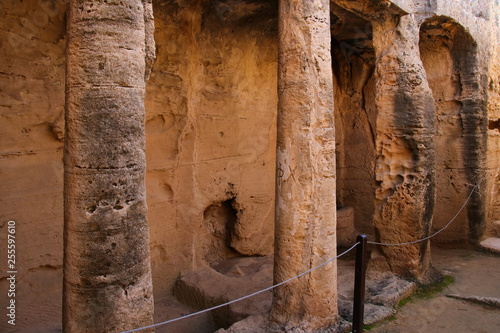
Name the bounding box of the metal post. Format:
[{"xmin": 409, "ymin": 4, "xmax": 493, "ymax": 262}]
[{"xmin": 352, "ymin": 234, "xmax": 368, "ymax": 333}]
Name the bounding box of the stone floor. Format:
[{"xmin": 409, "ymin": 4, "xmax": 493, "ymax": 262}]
[{"xmin": 371, "ymin": 247, "xmax": 500, "ymax": 333}]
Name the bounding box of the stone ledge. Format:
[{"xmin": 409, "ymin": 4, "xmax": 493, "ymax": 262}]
[
  {"xmin": 493, "ymin": 221, "xmax": 500, "ymax": 237},
  {"xmin": 480, "ymin": 237, "xmax": 500, "ymax": 254}
]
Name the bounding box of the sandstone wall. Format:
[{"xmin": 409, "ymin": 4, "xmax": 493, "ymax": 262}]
[
  {"xmin": 333, "ymin": 0, "xmax": 500, "ymax": 246},
  {"xmin": 145, "ymin": 0, "xmax": 278, "ymax": 296},
  {"xmin": 485, "ymin": 1, "xmax": 500, "ymax": 236},
  {"xmin": 419, "ymin": 16, "xmax": 486, "ymax": 244},
  {"xmin": 395, "ymin": 0, "xmax": 500, "ymax": 246},
  {"xmin": 0, "ymin": 1, "xmax": 66, "ymax": 331},
  {"xmin": 416, "ymin": 0, "xmax": 495, "ymax": 244},
  {"xmin": 331, "ymin": 3, "xmax": 377, "ymax": 236}
]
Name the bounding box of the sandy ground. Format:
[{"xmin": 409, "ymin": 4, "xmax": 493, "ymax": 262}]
[{"xmin": 370, "ymin": 247, "xmax": 500, "ymax": 333}]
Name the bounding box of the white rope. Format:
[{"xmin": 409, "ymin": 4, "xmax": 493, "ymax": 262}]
[
  {"xmin": 121, "ymin": 242, "xmax": 359, "ymax": 333},
  {"xmin": 367, "ymin": 184, "xmax": 477, "ymax": 246}
]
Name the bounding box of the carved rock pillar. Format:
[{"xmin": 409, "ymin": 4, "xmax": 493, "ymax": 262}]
[
  {"xmin": 271, "ymin": 0, "xmax": 337, "ymax": 329},
  {"xmin": 372, "ymin": 14, "xmax": 436, "ymax": 282},
  {"xmin": 63, "ymin": 1, "xmax": 155, "ymax": 331}
]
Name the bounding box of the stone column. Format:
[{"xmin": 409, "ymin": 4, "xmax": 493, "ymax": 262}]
[
  {"xmin": 372, "ymin": 14, "xmax": 436, "ymax": 282},
  {"xmin": 271, "ymin": 0, "xmax": 337, "ymax": 330},
  {"xmin": 63, "ymin": 1, "xmax": 155, "ymax": 331}
]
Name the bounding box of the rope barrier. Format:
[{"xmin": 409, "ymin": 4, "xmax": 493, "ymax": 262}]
[
  {"xmin": 122, "ymin": 184, "xmax": 477, "ymax": 332},
  {"xmin": 121, "ymin": 242, "xmax": 360, "ymax": 333},
  {"xmin": 367, "ymin": 184, "xmax": 477, "ymax": 246}
]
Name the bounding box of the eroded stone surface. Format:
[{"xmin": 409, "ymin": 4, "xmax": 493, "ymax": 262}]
[
  {"xmin": 63, "ymin": 1, "xmax": 155, "ymax": 331},
  {"xmin": 145, "ymin": 0, "xmax": 278, "ymax": 296},
  {"xmin": 420, "ymin": 16, "xmax": 487, "ymax": 245},
  {"xmin": 371, "ymin": 14, "xmax": 436, "ymax": 282},
  {"xmin": 272, "ymin": 0, "xmax": 337, "ymax": 329}
]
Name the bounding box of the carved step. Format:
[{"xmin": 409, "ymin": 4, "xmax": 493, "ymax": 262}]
[
  {"xmin": 174, "ymin": 256, "xmax": 274, "ymax": 329},
  {"xmin": 480, "ymin": 237, "xmax": 500, "ymax": 253}
]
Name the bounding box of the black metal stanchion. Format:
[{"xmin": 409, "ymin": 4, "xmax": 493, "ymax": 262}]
[{"xmin": 352, "ymin": 234, "xmax": 368, "ymax": 333}]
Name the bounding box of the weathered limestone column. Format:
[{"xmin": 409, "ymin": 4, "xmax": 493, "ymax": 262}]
[
  {"xmin": 372, "ymin": 14, "xmax": 436, "ymax": 282},
  {"xmin": 63, "ymin": 1, "xmax": 155, "ymax": 331},
  {"xmin": 271, "ymin": 0, "xmax": 337, "ymax": 329}
]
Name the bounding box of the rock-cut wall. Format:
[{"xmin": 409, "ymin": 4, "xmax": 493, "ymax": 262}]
[
  {"xmin": 0, "ymin": 1, "xmax": 66, "ymax": 331},
  {"xmin": 144, "ymin": 0, "xmax": 278, "ymax": 296}
]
